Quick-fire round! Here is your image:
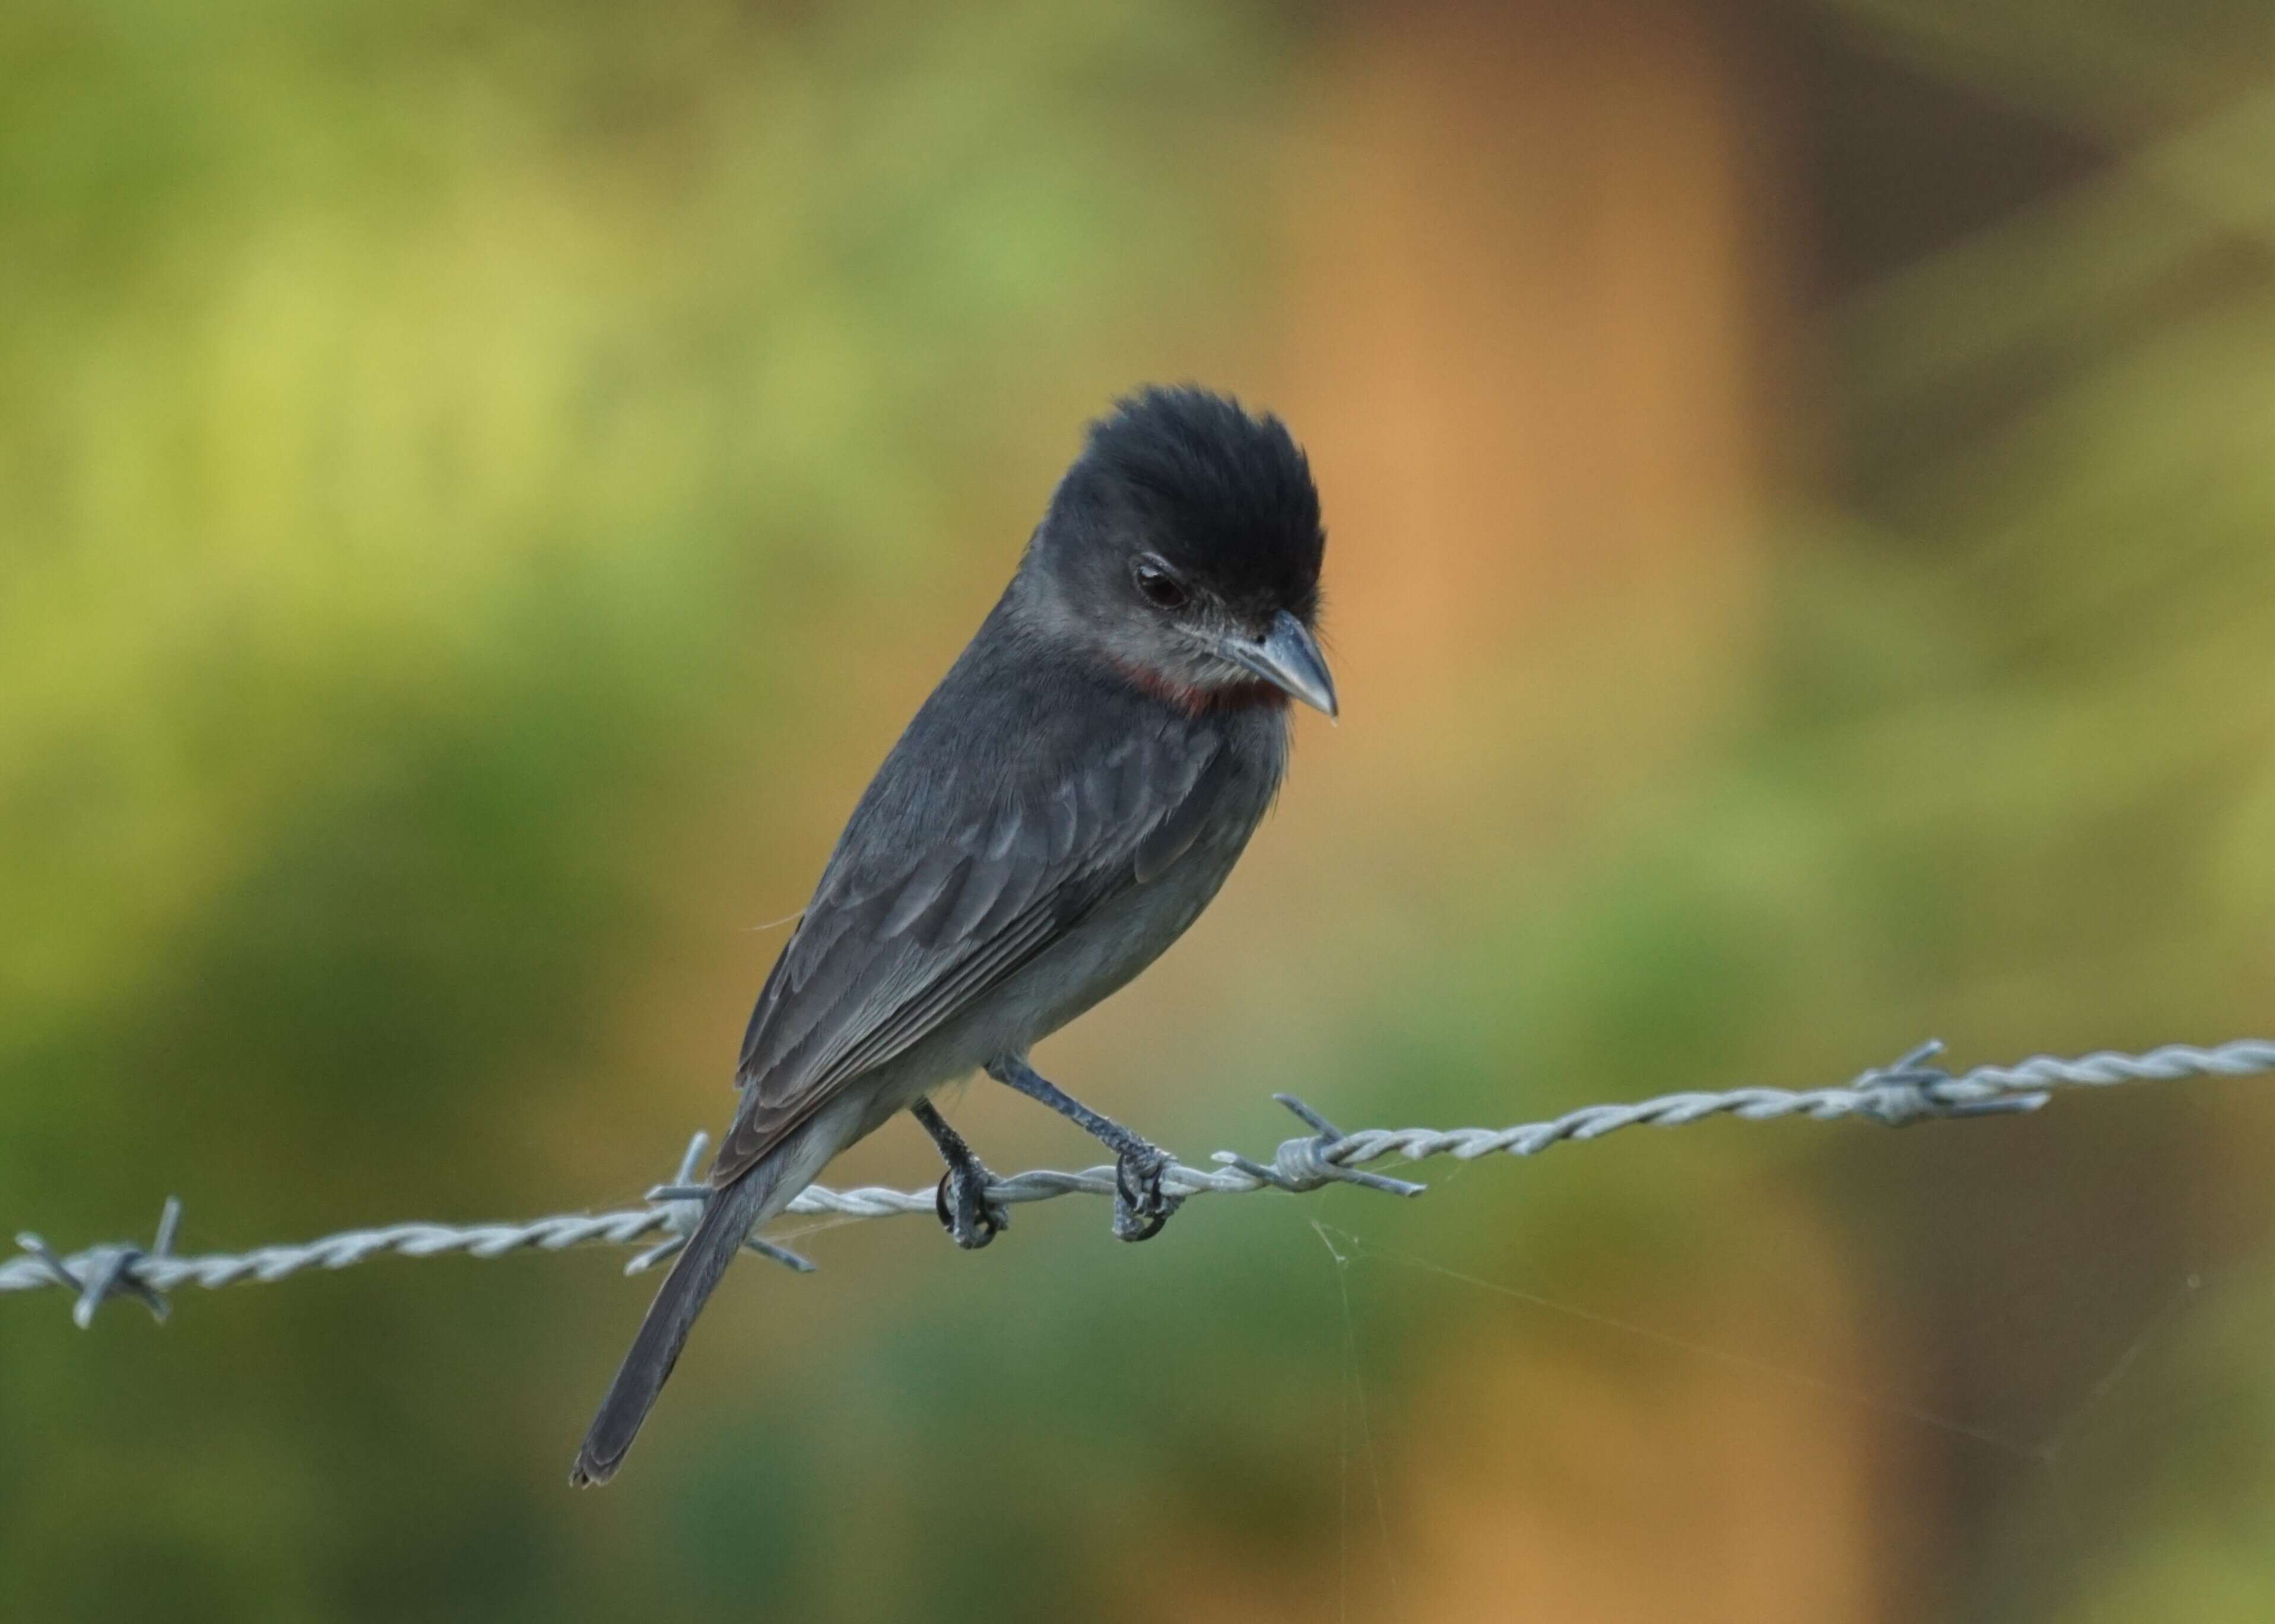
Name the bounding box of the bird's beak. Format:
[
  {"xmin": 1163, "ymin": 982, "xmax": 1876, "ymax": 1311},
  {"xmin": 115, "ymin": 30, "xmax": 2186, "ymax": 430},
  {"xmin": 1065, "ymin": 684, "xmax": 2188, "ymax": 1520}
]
[{"xmin": 1217, "ymin": 609, "xmax": 1338, "ymax": 717}]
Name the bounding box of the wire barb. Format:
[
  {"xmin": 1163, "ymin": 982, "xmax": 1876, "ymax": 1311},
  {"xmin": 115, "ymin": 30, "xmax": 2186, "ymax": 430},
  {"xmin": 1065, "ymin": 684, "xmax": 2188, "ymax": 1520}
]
[
  {"xmin": 5, "ymin": 1038, "xmax": 2270, "ymax": 1324},
  {"xmin": 1211, "ymin": 1096, "xmax": 1429, "ymax": 1197},
  {"xmin": 1852, "ymin": 1039, "xmax": 2052, "ymax": 1126},
  {"xmin": 14, "ymin": 1197, "xmax": 182, "ymax": 1327},
  {"xmin": 629, "ymin": 1133, "xmax": 817, "ymax": 1276}
]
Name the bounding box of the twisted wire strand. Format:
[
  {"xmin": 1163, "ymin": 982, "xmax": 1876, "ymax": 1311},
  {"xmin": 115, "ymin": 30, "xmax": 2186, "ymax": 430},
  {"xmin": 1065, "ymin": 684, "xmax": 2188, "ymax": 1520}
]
[{"xmin": 7, "ymin": 1038, "xmax": 2271, "ymax": 1323}]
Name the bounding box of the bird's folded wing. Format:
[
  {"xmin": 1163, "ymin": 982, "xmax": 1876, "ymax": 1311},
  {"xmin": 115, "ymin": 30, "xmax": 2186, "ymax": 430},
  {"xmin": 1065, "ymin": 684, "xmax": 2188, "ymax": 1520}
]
[{"xmin": 709, "ymin": 725, "xmax": 1231, "ymax": 1185}]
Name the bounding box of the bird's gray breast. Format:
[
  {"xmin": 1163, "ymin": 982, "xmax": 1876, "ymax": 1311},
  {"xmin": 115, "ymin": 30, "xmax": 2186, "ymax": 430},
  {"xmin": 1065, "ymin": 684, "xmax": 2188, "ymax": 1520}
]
[
  {"xmin": 1006, "ymin": 707, "xmax": 1286, "ymax": 1042},
  {"xmin": 863, "ymin": 706, "xmax": 1287, "ymax": 1120}
]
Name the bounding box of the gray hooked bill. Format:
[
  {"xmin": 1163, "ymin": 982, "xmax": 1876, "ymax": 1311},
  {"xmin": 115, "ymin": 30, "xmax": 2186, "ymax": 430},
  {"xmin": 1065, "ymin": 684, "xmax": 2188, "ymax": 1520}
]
[{"xmin": 1217, "ymin": 609, "xmax": 1338, "ymax": 717}]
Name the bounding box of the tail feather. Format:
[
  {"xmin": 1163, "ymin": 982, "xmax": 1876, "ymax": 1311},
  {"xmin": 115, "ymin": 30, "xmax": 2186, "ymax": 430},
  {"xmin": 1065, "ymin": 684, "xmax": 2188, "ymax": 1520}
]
[{"xmin": 569, "ymin": 1169, "xmax": 773, "ymax": 1487}]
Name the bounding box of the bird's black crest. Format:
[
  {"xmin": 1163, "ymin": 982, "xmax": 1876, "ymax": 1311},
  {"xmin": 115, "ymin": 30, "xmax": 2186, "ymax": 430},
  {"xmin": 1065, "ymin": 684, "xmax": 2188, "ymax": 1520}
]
[{"xmin": 1059, "ymin": 386, "xmax": 1325, "ymax": 621}]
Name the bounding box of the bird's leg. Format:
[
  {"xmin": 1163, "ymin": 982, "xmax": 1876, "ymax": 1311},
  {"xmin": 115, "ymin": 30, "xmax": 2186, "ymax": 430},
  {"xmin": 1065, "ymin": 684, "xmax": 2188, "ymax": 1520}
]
[
  {"xmin": 912, "ymin": 1098, "xmax": 1011, "ymax": 1250},
  {"xmin": 983, "ymin": 1055, "xmax": 1182, "ymax": 1241}
]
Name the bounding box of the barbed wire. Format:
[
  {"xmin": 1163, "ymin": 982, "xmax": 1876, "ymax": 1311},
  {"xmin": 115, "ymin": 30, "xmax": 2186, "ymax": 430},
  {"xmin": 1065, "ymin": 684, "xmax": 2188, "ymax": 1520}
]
[{"xmin": 8, "ymin": 1038, "xmax": 2271, "ymax": 1327}]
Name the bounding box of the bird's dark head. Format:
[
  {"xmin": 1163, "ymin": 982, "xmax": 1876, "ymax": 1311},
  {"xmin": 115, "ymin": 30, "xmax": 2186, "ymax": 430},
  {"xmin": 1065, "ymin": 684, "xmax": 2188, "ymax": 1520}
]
[{"xmin": 1016, "ymin": 386, "xmax": 1335, "ymax": 716}]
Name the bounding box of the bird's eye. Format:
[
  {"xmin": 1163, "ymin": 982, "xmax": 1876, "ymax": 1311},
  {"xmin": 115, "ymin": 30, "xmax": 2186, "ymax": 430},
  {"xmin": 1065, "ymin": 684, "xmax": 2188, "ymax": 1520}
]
[{"xmin": 1131, "ymin": 558, "xmax": 1189, "ymax": 611}]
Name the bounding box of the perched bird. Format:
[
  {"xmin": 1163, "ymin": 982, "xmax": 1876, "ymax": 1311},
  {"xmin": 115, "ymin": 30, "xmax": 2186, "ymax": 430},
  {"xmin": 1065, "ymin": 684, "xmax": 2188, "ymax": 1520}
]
[{"xmin": 571, "ymin": 385, "xmax": 1335, "ymax": 1486}]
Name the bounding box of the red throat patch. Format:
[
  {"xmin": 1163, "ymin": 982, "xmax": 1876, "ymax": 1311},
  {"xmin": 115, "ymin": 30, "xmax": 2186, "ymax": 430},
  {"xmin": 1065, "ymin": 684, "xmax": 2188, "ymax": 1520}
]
[{"xmin": 1109, "ymin": 659, "xmax": 1284, "ymax": 718}]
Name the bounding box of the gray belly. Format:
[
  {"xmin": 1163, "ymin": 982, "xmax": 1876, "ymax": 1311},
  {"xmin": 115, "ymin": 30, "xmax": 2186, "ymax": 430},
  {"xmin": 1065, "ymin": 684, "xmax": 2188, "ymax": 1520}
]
[{"xmin": 849, "ymin": 772, "xmax": 1273, "ymax": 1135}]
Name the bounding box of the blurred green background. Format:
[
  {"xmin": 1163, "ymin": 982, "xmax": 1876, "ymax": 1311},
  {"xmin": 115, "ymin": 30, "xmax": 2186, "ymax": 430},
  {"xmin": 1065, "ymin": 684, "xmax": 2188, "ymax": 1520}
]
[{"xmin": 5, "ymin": 0, "xmax": 2274, "ymax": 1618}]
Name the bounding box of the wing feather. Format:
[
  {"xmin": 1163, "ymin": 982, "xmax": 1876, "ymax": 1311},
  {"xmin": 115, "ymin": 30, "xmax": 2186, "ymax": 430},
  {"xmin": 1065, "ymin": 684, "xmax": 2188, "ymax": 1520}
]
[{"xmin": 712, "ymin": 720, "xmax": 1227, "ymax": 1185}]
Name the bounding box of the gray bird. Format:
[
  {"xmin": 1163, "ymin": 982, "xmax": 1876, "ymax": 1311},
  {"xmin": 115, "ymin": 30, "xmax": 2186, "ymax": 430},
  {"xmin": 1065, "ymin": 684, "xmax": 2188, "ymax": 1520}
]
[{"xmin": 572, "ymin": 386, "xmax": 1335, "ymax": 1486}]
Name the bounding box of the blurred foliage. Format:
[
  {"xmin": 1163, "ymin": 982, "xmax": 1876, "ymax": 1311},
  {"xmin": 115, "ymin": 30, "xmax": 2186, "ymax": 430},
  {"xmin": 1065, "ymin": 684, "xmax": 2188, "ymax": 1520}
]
[
  {"xmin": 4, "ymin": 1, "xmax": 2275, "ymax": 1621},
  {"xmin": 1, "ymin": 1, "xmax": 1296, "ymax": 1617}
]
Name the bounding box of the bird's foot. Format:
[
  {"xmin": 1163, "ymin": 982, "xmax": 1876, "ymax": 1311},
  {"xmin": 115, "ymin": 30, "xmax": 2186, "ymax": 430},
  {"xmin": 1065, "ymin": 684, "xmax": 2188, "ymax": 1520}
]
[
  {"xmin": 1112, "ymin": 1144, "xmax": 1183, "ymax": 1242},
  {"xmin": 934, "ymin": 1157, "xmax": 1012, "ymax": 1251}
]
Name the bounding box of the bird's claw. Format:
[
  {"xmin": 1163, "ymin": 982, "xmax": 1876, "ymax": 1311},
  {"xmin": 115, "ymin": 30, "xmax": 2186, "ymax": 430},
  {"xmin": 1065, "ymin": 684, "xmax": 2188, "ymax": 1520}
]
[
  {"xmin": 1112, "ymin": 1146, "xmax": 1182, "ymax": 1242},
  {"xmin": 934, "ymin": 1160, "xmax": 1012, "ymax": 1251}
]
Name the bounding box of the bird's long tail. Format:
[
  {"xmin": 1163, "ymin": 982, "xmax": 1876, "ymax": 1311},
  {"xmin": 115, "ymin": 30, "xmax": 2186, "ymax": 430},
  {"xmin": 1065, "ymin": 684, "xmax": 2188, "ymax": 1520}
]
[{"xmin": 569, "ymin": 1160, "xmax": 782, "ymax": 1487}]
